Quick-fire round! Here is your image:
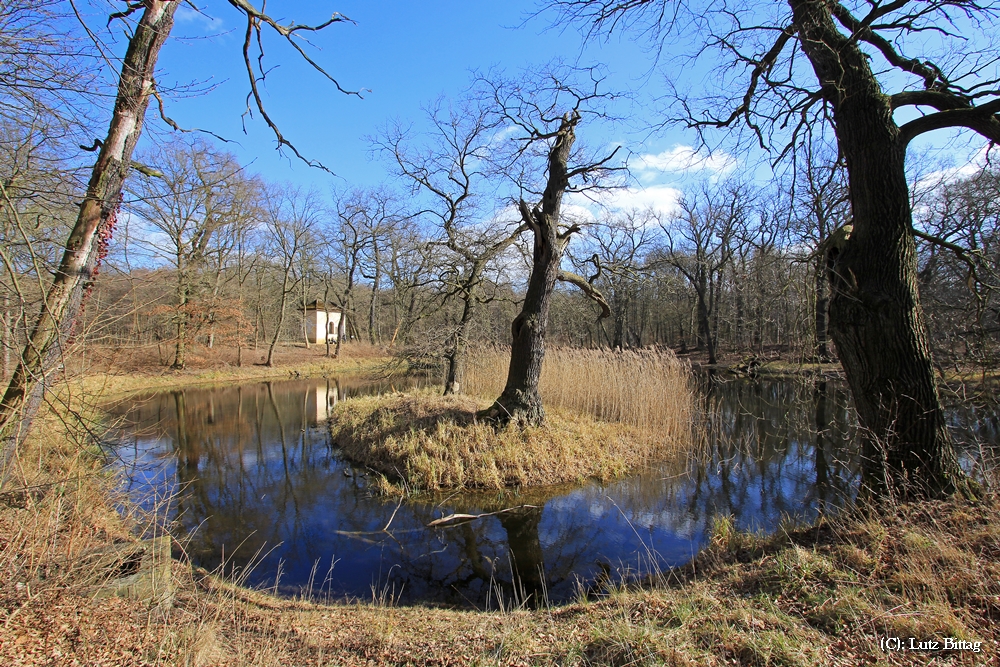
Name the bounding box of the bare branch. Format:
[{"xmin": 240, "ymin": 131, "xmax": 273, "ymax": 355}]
[
  {"xmin": 898, "ymin": 98, "xmax": 1000, "ymax": 146},
  {"xmin": 226, "ymin": 0, "xmax": 359, "ymax": 172},
  {"xmin": 557, "ymin": 269, "xmax": 611, "ymax": 318}
]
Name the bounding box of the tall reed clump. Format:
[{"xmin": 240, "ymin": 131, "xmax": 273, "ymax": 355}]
[{"xmin": 464, "ymin": 346, "xmax": 693, "ymax": 444}]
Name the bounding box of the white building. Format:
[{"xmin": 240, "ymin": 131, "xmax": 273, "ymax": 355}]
[{"xmin": 303, "ymin": 300, "xmax": 342, "ymax": 344}]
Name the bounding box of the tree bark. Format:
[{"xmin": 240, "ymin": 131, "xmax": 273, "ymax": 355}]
[
  {"xmin": 173, "ymin": 256, "xmax": 188, "ymax": 369},
  {"xmin": 266, "ymin": 269, "xmax": 291, "ymax": 367},
  {"xmin": 694, "ymin": 279, "xmax": 717, "ymax": 365},
  {"xmin": 0, "ymin": 0, "xmax": 178, "ymax": 451},
  {"xmin": 444, "ymin": 262, "xmax": 486, "ymax": 396},
  {"xmin": 791, "ymin": 0, "xmax": 966, "ymax": 499},
  {"xmin": 481, "ymin": 113, "xmax": 580, "ymax": 426},
  {"xmin": 815, "ymin": 254, "xmax": 830, "ymax": 362}
]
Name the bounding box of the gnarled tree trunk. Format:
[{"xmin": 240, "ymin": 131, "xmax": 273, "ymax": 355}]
[
  {"xmin": 791, "ymin": 0, "xmax": 965, "ymax": 498},
  {"xmin": 482, "ymin": 112, "xmax": 601, "ymax": 426}
]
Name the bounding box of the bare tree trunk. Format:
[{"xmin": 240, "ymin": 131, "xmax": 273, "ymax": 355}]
[
  {"xmin": 0, "ymin": 0, "xmax": 178, "ymax": 450},
  {"xmin": 301, "ymin": 272, "xmax": 309, "ymax": 348},
  {"xmin": 173, "ymin": 262, "xmax": 188, "ymax": 369},
  {"xmin": 444, "ymin": 271, "xmax": 480, "ymax": 395},
  {"xmin": 814, "ymin": 257, "xmax": 830, "ymax": 362},
  {"xmin": 266, "ymin": 272, "xmax": 291, "ymax": 367},
  {"xmin": 335, "ymin": 313, "xmax": 346, "ymax": 358},
  {"xmin": 323, "ymin": 280, "xmax": 333, "ymax": 357},
  {"xmin": 2, "ymin": 293, "xmax": 9, "ymax": 380},
  {"xmin": 792, "ymin": 0, "xmax": 965, "ymax": 498},
  {"xmin": 481, "ymin": 114, "xmax": 580, "ymax": 426},
  {"xmin": 694, "ymin": 278, "xmax": 717, "ymax": 365},
  {"xmin": 368, "ymin": 239, "xmax": 380, "ymax": 346}
]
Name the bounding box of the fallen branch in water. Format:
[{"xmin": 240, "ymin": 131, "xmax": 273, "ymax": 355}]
[{"xmin": 426, "ymin": 505, "xmax": 540, "ymax": 528}]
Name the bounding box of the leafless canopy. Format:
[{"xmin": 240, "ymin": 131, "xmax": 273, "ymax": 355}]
[{"xmin": 548, "ymin": 0, "xmax": 1000, "ymax": 156}]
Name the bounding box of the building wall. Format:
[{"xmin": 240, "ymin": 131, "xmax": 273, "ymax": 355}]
[{"xmin": 305, "ymin": 311, "xmax": 342, "ymax": 344}]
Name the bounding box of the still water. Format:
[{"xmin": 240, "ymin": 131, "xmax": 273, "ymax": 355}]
[{"xmin": 107, "ymin": 375, "xmax": 862, "ymax": 608}]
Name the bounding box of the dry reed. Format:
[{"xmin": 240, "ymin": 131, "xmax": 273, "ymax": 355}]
[
  {"xmin": 464, "ymin": 345, "xmax": 693, "ymax": 443},
  {"xmin": 330, "ymin": 391, "xmax": 666, "ymax": 492},
  {"xmin": 330, "ymin": 347, "xmax": 695, "ymax": 492}
]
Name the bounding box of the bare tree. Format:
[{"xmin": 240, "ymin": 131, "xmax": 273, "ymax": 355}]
[
  {"xmin": 549, "ymin": 0, "xmax": 1000, "ymax": 498},
  {"xmin": 478, "ymin": 69, "xmax": 618, "ymax": 425},
  {"xmin": 0, "ymin": 0, "xmax": 357, "ymax": 455},
  {"xmin": 261, "ymin": 186, "xmax": 319, "ymax": 367},
  {"xmin": 656, "ymin": 181, "xmax": 748, "ymax": 365},
  {"xmin": 581, "ymin": 210, "xmax": 661, "ymax": 349},
  {"xmin": 131, "ymin": 138, "xmax": 246, "ymax": 368},
  {"xmin": 915, "ymin": 166, "xmax": 1000, "ymax": 375},
  {"xmin": 791, "ymin": 140, "xmax": 850, "ymax": 362},
  {"xmin": 326, "ymin": 189, "xmax": 376, "ymax": 358},
  {"xmin": 378, "ymin": 101, "xmax": 528, "ymax": 394}
]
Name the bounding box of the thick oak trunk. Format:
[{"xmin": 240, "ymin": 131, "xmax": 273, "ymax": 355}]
[
  {"xmin": 482, "ymin": 220, "xmax": 563, "ymax": 425},
  {"xmin": 0, "ymin": 1, "xmax": 178, "ymax": 452},
  {"xmin": 791, "ymin": 0, "xmax": 965, "ymax": 499}
]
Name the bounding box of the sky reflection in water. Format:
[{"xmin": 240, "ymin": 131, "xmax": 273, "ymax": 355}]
[{"xmin": 108, "ymin": 375, "xmax": 861, "ymax": 608}]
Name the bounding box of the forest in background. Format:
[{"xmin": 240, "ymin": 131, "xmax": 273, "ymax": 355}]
[{"xmin": 4, "ymin": 131, "xmax": 997, "ymax": 377}]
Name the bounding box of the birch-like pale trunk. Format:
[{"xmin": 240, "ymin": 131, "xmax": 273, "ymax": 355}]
[{"xmin": 0, "ymin": 1, "xmax": 178, "ymax": 455}]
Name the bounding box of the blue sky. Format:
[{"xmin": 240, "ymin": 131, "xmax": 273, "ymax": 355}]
[
  {"xmin": 76, "ymin": 0, "xmax": 991, "ymax": 223},
  {"xmin": 144, "ymin": 1, "xmax": 671, "ymax": 193}
]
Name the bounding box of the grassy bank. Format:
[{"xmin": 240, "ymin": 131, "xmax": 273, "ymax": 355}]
[
  {"xmin": 330, "ymin": 347, "xmax": 694, "ymax": 492},
  {"xmin": 69, "ymin": 342, "xmax": 392, "ymax": 399},
  {"xmin": 330, "ymin": 391, "xmax": 674, "ymax": 492},
  {"xmin": 3, "ymin": 348, "xmax": 998, "ymax": 665}
]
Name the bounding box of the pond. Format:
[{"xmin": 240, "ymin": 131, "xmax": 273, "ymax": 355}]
[{"xmin": 106, "ymin": 374, "xmax": 865, "ymax": 609}]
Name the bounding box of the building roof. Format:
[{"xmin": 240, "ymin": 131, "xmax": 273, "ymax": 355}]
[{"xmin": 303, "ymin": 300, "xmax": 342, "ymax": 312}]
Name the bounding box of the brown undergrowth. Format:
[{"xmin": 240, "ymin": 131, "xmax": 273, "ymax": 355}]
[
  {"xmin": 330, "ymin": 347, "xmax": 696, "ymax": 493},
  {"xmin": 3, "ymin": 351, "xmax": 998, "ymax": 665},
  {"xmin": 72, "ymin": 342, "xmax": 391, "ymax": 399}
]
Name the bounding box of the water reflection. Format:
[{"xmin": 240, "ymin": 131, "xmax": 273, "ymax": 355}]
[{"xmin": 108, "ymin": 375, "xmax": 867, "ymax": 608}]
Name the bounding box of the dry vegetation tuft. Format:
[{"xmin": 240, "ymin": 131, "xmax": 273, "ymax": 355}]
[
  {"xmin": 330, "ymin": 347, "xmax": 695, "ymax": 492},
  {"xmin": 330, "ymin": 390, "xmax": 674, "ymax": 492},
  {"xmin": 464, "ymin": 346, "xmax": 693, "ymax": 444}
]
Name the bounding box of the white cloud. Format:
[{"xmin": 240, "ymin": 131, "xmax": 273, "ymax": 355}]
[
  {"xmin": 568, "ymin": 185, "xmax": 683, "ymax": 220},
  {"xmin": 175, "ymin": 4, "xmax": 226, "ymax": 32},
  {"xmin": 608, "ymin": 185, "xmax": 683, "ymax": 217},
  {"xmin": 636, "ymin": 145, "xmax": 737, "ymax": 179},
  {"xmin": 560, "ymin": 203, "xmax": 598, "ymax": 225},
  {"xmin": 915, "ymin": 144, "xmax": 995, "ymax": 191}
]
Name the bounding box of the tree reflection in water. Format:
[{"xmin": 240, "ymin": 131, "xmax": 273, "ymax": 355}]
[{"xmin": 107, "ymin": 374, "xmax": 992, "ymax": 608}]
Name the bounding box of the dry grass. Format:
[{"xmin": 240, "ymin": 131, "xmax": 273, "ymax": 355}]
[
  {"xmin": 3, "ymin": 349, "xmax": 998, "ymax": 665},
  {"xmin": 70, "ymin": 342, "xmax": 392, "ymax": 399},
  {"xmin": 330, "ymin": 390, "xmax": 676, "ymax": 492},
  {"xmin": 464, "ymin": 346, "xmax": 694, "ymax": 447},
  {"xmin": 330, "ymin": 347, "xmax": 695, "ymax": 492}
]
